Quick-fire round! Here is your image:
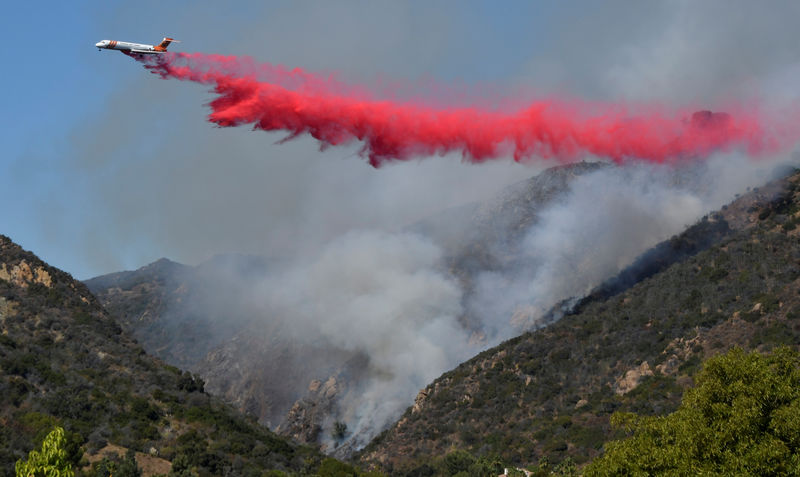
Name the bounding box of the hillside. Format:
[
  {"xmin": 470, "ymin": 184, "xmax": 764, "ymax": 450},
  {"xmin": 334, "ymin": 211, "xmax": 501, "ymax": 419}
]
[
  {"xmin": 359, "ymin": 170, "xmax": 800, "ymax": 472},
  {"xmin": 85, "ymin": 254, "xmax": 359, "ymax": 434},
  {"xmin": 85, "ymin": 162, "xmax": 608, "ymax": 453},
  {"xmin": 83, "ymin": 255, "xmax": 271, "ymax": 371},
  {"xmin": 0, "ymin": 235, "xmax": 332, "ymax": 476}
]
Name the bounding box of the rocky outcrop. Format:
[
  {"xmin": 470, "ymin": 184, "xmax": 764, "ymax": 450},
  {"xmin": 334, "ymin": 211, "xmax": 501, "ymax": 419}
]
[
  {"xmin": 0, "ymin": 260, "xmax": 52, "ymax": 288},
  {"xmin": 614, "ymin": 361, "xmax": 654, "ymax": 395},
  {"xmin": 279, "ymin": 377, "xmax": 342, "ymax": 445}
]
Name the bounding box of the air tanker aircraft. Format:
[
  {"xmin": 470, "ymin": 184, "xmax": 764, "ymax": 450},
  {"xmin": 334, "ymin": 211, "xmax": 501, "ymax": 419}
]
[{"xmin": 95, "ymin": 37, "xmax": 178, "ymax": 55}]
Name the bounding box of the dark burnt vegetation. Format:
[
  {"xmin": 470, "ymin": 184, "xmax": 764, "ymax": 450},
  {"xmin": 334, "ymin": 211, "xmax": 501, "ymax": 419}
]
[
  {"xmin": 567, "ymin": 212, "xmax": 732, "ymax": 317},
  {"xmin": 361, "ymin": 170, "xmax": 800, "ymax": 472}
]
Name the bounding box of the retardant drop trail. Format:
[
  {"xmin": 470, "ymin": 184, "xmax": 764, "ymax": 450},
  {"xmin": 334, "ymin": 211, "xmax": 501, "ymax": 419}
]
[{"xmin": 141, "ymin": 52, "xmax": 779, "ymax": 167}]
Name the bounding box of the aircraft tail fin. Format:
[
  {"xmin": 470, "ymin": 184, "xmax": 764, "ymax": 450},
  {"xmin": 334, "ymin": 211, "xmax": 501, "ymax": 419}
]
[{"xmin": 155, "ymin": 37, "xmax": 179, "ymax": 52}]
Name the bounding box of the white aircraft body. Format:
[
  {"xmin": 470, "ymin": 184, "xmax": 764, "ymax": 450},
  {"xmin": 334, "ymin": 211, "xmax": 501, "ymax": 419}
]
[{"xmin": 95, "ymin": 37, "xmax": 178, "ymax": 55}]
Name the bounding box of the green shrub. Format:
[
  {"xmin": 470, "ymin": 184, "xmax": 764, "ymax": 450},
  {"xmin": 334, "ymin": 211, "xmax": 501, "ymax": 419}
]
[{"xmin": 585, "ymin": 347, "xmax": 800, "ymax": 475}]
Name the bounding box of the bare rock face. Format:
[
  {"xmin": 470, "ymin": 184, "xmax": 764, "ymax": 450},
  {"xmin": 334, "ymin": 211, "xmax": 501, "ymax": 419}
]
[
  {"xmin": 614, "ymin": 361, "xmax": 654, "ymax": 395},
  {"xmin": 279, "ymin": 377, "xmax": 342, "ymax": 445},
  {"xmin": 0, "ymin": 260, "xmax": 53, "ymax": 288},
  {"xmin": 656, "ymin": 334, "xmax": 703, "ymax": 376},
  {"xmin": 411, "ymin": 387, "xmax": 429, "ymax": 415}
]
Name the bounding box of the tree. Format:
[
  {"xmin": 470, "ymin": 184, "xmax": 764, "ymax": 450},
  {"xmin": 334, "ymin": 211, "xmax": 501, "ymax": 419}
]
[
  {"xmin": 15, "ymin": 426, "xmax": 75, "ymax": 477},
  {"xmin": 117, "ymin": 449, "xmax": 143, "ymax": 477},
  {"xmin": 438, "ymin": 450, "xmax": 502, "ymax": 477},
  {"xmin": 92, "ymin": 449, "xmax": 142, "ymax": 477},
  {"xmin": 585, "ymin": 347, "xmax": 800, "ymax": 476}
]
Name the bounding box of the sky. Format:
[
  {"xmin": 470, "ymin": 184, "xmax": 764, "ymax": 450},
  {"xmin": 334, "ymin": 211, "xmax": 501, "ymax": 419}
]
[{"xmin": 4, "ymin": 1, "xmax": 800, "ymax": 279}]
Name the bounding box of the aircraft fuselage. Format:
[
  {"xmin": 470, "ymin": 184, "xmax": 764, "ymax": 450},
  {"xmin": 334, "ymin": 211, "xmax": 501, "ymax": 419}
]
[{"xmin": 95, "ymin": 37, "xmax": 176, "ymax": 55}]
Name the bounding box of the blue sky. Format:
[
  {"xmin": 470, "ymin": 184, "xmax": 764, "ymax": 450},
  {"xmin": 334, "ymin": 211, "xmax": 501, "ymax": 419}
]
[{"xmin": 3, "ymin": 1, "xmax": 800, "ymax": 279}]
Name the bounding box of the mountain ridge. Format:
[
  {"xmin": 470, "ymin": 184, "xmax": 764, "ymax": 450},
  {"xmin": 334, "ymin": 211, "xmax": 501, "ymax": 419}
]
[{"xmin": 0, "ymin": 234, "xmax": 332, "ymax": 475}]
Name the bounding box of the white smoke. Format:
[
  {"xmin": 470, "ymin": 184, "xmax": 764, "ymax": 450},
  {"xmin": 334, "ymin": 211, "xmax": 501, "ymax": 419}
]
[
  {"xmin": 471, "ymin": 151, "xmax": 796, "ymax": 337},
  {"xmin": 249, "ymin": 231, "xmax": 473, "ymax": 447}
]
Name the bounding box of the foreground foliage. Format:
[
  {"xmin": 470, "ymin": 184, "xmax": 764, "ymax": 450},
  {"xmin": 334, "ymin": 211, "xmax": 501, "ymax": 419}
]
[
  {"xmin": 15, "ymin": 427, "xmax": 74, "ymax": 477},
  {"xmin": 585, "ymin": 347, "xmax": 800, "ymax": 476}
]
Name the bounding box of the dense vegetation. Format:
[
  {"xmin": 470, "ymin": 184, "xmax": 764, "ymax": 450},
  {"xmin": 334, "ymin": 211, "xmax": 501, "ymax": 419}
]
[
  {"xmin": 361, "ymin": 172, "xmax": 800, "ymax": 472},
  {"xmin": 0, "ymin": 235, "xmax": 349, "ymax": 476}
]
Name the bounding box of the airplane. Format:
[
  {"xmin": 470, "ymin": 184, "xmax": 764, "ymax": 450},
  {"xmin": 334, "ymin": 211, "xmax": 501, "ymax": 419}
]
[{"xmin": 95, "ymin": 37, "xmax": 179, "ymax": 55}]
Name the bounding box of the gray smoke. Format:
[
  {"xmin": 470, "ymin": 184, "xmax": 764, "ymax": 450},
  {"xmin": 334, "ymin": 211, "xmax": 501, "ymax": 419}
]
[
  {"xmin": 250, "ymin": 231, "xmax": 472, "ymax": 447},
  {"xmin": 470, "ymin": 153, "xmax": 795, "ymax": 338}
]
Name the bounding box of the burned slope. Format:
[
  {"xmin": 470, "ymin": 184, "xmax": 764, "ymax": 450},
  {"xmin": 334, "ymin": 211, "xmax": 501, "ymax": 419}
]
[
  {"xmin": 0, "ymin": 235, "xmax": 328, "ymax": 475},
  {"xmin": 360, "ymin": 170, "xmax": 800, "ymax": 472}
]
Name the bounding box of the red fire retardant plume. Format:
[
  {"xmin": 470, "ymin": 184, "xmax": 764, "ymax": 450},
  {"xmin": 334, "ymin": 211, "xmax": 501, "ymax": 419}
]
[{"xmin": 141, "ymin": 53, "xmax": 777, "ymax": 168}]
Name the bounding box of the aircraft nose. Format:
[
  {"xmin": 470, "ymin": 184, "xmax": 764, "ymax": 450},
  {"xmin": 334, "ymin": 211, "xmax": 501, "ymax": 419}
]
[{"xmin": 95, "ymin": 41, "xmax": 104, "ymax": 47}]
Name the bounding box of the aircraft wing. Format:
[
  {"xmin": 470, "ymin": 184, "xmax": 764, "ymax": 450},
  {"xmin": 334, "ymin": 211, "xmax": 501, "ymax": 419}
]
[{"xmin": 130, "ymin": 49, "xmax": 162, "ymax": 54}]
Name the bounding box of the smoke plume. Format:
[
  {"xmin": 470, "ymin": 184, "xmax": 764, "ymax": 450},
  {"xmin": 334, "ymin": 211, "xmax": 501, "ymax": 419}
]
[
  {"xmin": 138, "ymin": 53, "xmax": 780, "ymax": 167},
  {"xmin": 252, "ymin": 231, "xmax": 472, "ymax": 448}
]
